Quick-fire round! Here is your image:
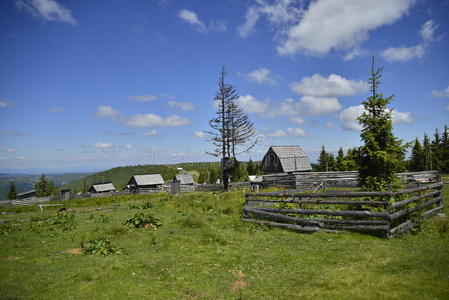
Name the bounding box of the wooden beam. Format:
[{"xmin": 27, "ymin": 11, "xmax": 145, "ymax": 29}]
[
  {"xmin": 249, "ymin": 206, "xmax": 389, "ymax": 219},
  {"xmin": 241, "ymin": 218, "xmax": 342, "ymax": 234}
]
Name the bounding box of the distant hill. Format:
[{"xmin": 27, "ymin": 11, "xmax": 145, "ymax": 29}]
[
  {"xmin": 0, "ymin": 172, "xmax": 92, "ymax": 200},
  {"xmin": 60, "ymin": 162, "xmax": 221, "ymax": 193}
]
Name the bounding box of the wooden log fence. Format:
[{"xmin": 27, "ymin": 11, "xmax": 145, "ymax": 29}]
[{"xmin": 243, "ymin": 181, "xmax": 444, "ymax": 238}]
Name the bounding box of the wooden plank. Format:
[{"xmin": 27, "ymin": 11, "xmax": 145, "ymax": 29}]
[
  {"xmin": 393, "ymin": 182, "xmax": 443, "ymax": 196},
  {"xmin": 250, "ymin": 206, "xmax": 389, "ymax": 219},
  {"xmin": 323, "ymin": 224, "xmax": 389, "ymax": 231},
  {"xmin": 246, "ymin": 190, "xmax": 391, "ymax": 198},
  {"xmin": 241, "ymin": 218, "xmax": 342, "ymax": 234},
  {"xmin": 422, "ymin": 205, "xmax": 444, "ymax": 218},
  {"xmin": 243, "ymin": 207, "xmax": 324, "ymax": 227},
  {"xmin": 389, "ymin": 196, "xmax": 442, "ymax": 221},
  {"xmin": 391, "ymin": 190, "xmax": 441, "ymax": 209},
  {"xmin": 244, "ymin": 198, "xmax": 388, "ymax": 206}
]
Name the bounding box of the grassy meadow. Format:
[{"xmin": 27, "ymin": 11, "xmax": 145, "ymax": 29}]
[{"xmin": 1, "ymin": 186, "xmax": 448, "ymax": 299}]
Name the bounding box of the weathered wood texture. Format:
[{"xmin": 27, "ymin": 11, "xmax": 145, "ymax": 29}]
[{"xmin": 243, "ymin": 176, "xmax": 444, "ymax": 238}]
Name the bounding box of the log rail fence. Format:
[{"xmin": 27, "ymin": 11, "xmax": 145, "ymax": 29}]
[{"xmin": 243, "ymin": 181, "xmax": 444, "ymax": 238}]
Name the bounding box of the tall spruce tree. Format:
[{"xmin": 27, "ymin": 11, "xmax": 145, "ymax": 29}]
[
  {"xmin": 8, "ymin": 181, "xmax": 17, "ymax": 200},
  {"xmin": 357, "ymin": 57, "xmax": 407, "ymax": 191},
  {"xmin": 336, "ymin": 147, "xmax": 345, "ymax": 171},
  {"xmin": 409, "ymin": 138, "xmax": 425, "ymax": 171},
  {"xmin": 423, "ymin": 134, "xmax": 432, "ymax": 170}
]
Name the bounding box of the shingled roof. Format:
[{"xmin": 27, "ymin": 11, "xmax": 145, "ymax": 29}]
[
  {"xmin": 268, "ymin": 145, "xmax": 312, "ymax": 172},
  {"xmin": 129, "ymin": 174, "xmax": 165, "ymax": 186},
  {"xmin": 90, "ymin": 183, "xmax": 115, "ymax": 193},
  {"xmin": 174, "ymin": 174, "xmax": 195, "ymax": 185}
]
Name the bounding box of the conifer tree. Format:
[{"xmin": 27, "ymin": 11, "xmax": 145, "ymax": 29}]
[
  {"xmin": 336, "ymin": 147, "xmax": 345, "ymax": 171},
  {"xmin": 409, "ymin": 138, "xmax": 425, "ymax": 171},
  {"xmin": 8, "ymin": 181, "xmax": 17, "ymax": 200},
  {"xmin": 357, "ymin": 57, "xmax": 407, "ymax": 191}
]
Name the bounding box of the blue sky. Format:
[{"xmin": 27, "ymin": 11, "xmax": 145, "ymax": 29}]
[{"xmin": 0, "ymin": 0, "xmax": 448, "ymax": 173}]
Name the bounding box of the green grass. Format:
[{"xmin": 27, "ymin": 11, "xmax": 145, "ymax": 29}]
[{"xmin": 1, "ymin": 188, "xmax": 448, "ymax": 299}]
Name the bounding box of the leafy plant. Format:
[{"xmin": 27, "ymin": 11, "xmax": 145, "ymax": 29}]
[
  {"xmin": 88, "ymin": 214, "xmax": 111, "ymax": 223},
  {"xmin": 124, "ymin": 213, "xmax": 162, "ymax": 229},
  {"xmin": 127, "ymin": 201, "xmax": 154, "ymax": 210},
  {"xmin": 81, "ymin": 238, "xmax": 124, "ymax": 256}
]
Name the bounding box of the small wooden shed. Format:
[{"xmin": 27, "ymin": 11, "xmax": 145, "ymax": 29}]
[
  {"xmin": 88, "ymin": 183, "xmax": 116, "ymax": 193},
  {"xmin": 262, "ymin": 145, "xmax": 312, "ymax": 174},
  {"xmin": 173, "ymin": 174, "xmax": 195, "ymax": 185},
  {"xmin": 127, "ymin": 174, "xmax": 165, "ymax": 189}
]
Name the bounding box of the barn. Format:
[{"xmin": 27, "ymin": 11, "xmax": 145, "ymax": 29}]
[
  {"xmin": 88, "ymin": 183, "xmax": 116, "ymax": 193},
  {"xmin": 262, "ymin": 145, "xmax": 312, "ymax": 174},
  {"xmin": 127, "ymin": 174, "xmax": 165, "ymax": 189},
  {"xmin": 173, "ymin": 174, "xmax": 195, "ymax": 185}
]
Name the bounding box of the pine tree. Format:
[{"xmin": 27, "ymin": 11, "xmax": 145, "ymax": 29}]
[
  {"xmin": 442, "ymin": 125, "xmax": 449, "ymax": 172},
  {"xmin": 409, "ymin": 138, "xmax": 425, "ymax": 171},
  {"xmin": 423, "ymin": 134, "xmax": 432, "ymax": 170},
  {"xmin": 8, "ymin": 181, "xmax": 17, "ymax": 200},
  {"xmin": 357, "ymin": 57, "xmax": 407, "ymax": 191},
  {"xmin": 34, "ymin": 174, "xmax": 56, "ymax": 197},
  {"xmin": 317, "ymin": 145, "xmax": 328, "ymax": 171},
  {"xmin": 432, "ymin": 128, "xmax": 442, "ymax": 170},
  {"xmin": 336, "ymin": 147, "xmax": 345, "ymax": 171}
]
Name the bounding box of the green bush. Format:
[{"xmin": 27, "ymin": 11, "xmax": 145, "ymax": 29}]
[
  {"xmin": 88, "ymin": 214, "xmax": 111, "ymax": 223},
  {"xmin": 81, "ymin": 238, "xmax": 124, "ymax": 256},
  {"xmin": 124, "ymin": 213, "xmax": 162, "ymax": 229},
  {"xmin": 127, "ymin": 201, "xmax": 154, "ymax": 210}
]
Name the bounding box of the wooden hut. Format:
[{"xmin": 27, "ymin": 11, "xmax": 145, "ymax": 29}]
[
  {"xmin": 262, "ymin": 145, "xmax": 312, "ymax": 174},
  {"xmin": 88, "ymin": 183, "xmax": 116, "ymax": 193},
  {"xmin": 173, "ymin": 174, "xmax": 195, "ymax": 185},
  {"xmin": 127, "ymin": 174, "xmax": 165, "ymax": 189}
]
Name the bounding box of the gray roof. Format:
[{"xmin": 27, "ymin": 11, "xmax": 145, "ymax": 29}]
[
  {"xmin": 91, "ymin": 183, "xmax": 115, "ymax": 193},
  {"xmin": 270, "ymin": 145, "xmax": 312, "ymax": 172},
  {"xmin": 131, "ymin": 174, "xmax": 165, "ymax": 186},
  {"xmin": 174, "ymin": 174, "xmax": 195, "ymax": 185}
]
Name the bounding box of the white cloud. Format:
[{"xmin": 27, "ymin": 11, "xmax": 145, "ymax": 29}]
[
  {"xmin": 167, "ymin": 101, "xmax": 194, "ymax": 111},
  {"xmin": 269, "ymin": 98, "xmax": 302, "ymax": 117},
  {"xmin": 238, "ymin": 0, "xmax": 302, "ymax": 38},
  {"xmin": 0, "ymin": 100, "xmax": 9, "ymax": 107},
  {"xmin": 144, "ymin": 130, "xmax": 159, "ymax": 136},
  {"xmin": 431, "ymin": 85, "xmax": 449, "ymax": 98},
  {"xmin": 300, "ymin": 95, "xmax": 342, "ymax": 116},
  {"xmin": 129, "ymin": 95, "xmax": 157, "ymax": 102},
  {"xmin": 339, "ymin": 105, "xmax": 413, "ymax": 131},
  {"xmin": 382, "ymin": 44, "xmax": 425, "ymax": 62},
  {"xmin": 91, "ymin": 142, "xmax": 116, "ymax": 152},
  {"xmin": 125, "ymin": 114, "xmax": 190, "ymax": 128},
  {"xmin": 95, "ymin": 106, "xmax": 190, "ymax": 128},
  {"xmin": 17, "ymin": 155, "xmax": 28, "ymax": 160},
  {"xmin": 266, "ymin": 127, "xmax": 306, "ymax": 138},
  {"xmin": 245, "ymin": 68, "xmax": 278, "ymax": 84},
  {"xmin": 343, "ymin": 47, "xmax": 369, "ymax": 61},
  {"xmin": 178, "ymin": 9, "xmax": 207, "ymax": 33},
  {"xmin": 276, "ymin": 0, "xmax": 415, "ymax": 56},
  {"xmin": 194, "ymin": 131, "xmax": 206, "ymax": 139},
  {"xmin": 291, "ymin": 73, "xmax": 368, "ymax": 97},
  {"xmin": 238, "ymin": 95, "xmax": 269, "ymax": 114},
  {"xmin": 124, "ymin": 144, "xmax": 133, "ymax": 149},
  {"xmin": 3, "ymin": 148, "xmax": 16, "ymax": 153},
  {"xmin": 0, "ymin": 155, "xmax": 6, "ymax": 161},
  {"xmin": 382, "ymin": 19, "xmax": 439, "ymax": 62},
  {"xmin": 95, "ymin": 106, "xmax": 122, "ymax": 120},
  {"xmin": 289, "ymin": 116, "xmax": 305, "ymax": 125},
  {"xmin": 15, "ymin": 0, "xmax": 77, "ymax": 25},
  {"xmin": 48, "ymin": 107, "xmax": 62, "ymax": 112}
]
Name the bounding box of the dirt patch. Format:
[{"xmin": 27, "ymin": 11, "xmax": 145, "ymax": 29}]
[
  {"xmin": 230, "ymin": 269, "xmax": 247, "ymax": 293},
  {"xmin": 63, "ymin": 248, "xmax": 83, "ymax": 255}
]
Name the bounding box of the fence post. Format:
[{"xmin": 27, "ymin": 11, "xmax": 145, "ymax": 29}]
[{"xmin": 386, "ymin": 184, "xmax": 392, "ymax": 238}]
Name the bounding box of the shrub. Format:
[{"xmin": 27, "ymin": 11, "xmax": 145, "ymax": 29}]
[
  {"xmin": 88, "ymin": 214, "xmax": 111, "ymax": 223},
  {"xmin": 127, "ymin": 201, "xmax": 154, "ymax": 210},
  {"xmin": 81, "ymin": 238, "xmax": 124, "ymax": 256},
  {"xmin": 124, "ymin": 213, "xmax": 162, "ymax": 229}
]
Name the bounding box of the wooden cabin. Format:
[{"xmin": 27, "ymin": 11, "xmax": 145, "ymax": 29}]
[
  {"xmin": 173, "ymin": 174, "xmax": 195, "ymax": 185},
  {"xmin": 262, "ymin": 145, "xmax": 312, "ymax": 174},
  {"xmin": 127, "ymin": 174, "xmax": 165, "ymax": 189},
  {"xmin": 88, "ymin": 183, "xmax": 116, "ymax": 193}
]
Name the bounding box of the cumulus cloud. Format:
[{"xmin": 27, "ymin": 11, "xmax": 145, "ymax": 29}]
[
  {"xmin": 289, "ymin": 116, "xmax": 305, "ymax": 125},
  {"xmin": 268, "ymin": 98, "xmax": 302, "ymax": 117},
  {"xmin": 339, "ymin": 105, "xmax": 413, "ymax": 131},
  {"xmin": 238, "ymin": 0, "xmax": 302, "ymax": 38},
  {"xmin": 245, "ymin": 68, "xmax": 279, "ymax": 84},
  {"xmin": 194, "ymin": 131, "xmax": 206, "ymax": 139},
  {"xmin": 266, "ymin": 127, "xmax": 306, "ymax": 138},
  {"xmin": 178, "ymin": 9, "xmax": 207, "ymax": 32},
  {"xmin": 91, "ymin": 142, "xmax": 116, "ymax": 152},
  {"xmin": 124, "ymin": 144, "xmax": 133, "ymax": 150},
  {"xmin": 343, "ymin": 47, "xmax": 369, "ymax": 61},
  {"xmin": 129, "ymin": 95, "xmax": 157, "ymax": 102},
  {"xmin": 144, "ymin": 130, "xmax": 159, "ymax": 136},
  {"xmin": 95, "ymin": 106, "xmax": 190, "ymax": 128},
  {"xmin": 48, "ymin": 107, "xmax": 62, "ymax": 112},
  {"xmin": 167, "ymin": 101, "xmax": 194, "ymax": 111},
  {"xmin": 431, "ymin": 85, "xmax": 449, "ymax": 98},
  {"xmin": 277, "ymin": 0, "xmax": 415, "ymax": 56},
  {"xmin": 300, "ymin": 96, "xmax": 342, "ymax": 116},
  {"xmin": 0, "ymin": 100, "xmax": 9, "ymax": 107},
  {"xmin": 290, "ymin": 73, "xmax": 368, "ymax": 97},
  {"xmin": 238, "ymin": 95, "xmax": 269, "ymax": 114},
  {"xmin": 15, "ymin": 0, "xmax": 77, "ymax": 25},
  {"xmin": 382, "ymin": 20, "xmax": 439, "ymax": 62}
]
